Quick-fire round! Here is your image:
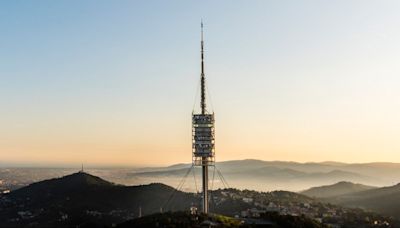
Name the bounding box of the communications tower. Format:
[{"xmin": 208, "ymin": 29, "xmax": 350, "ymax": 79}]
[{"xmin": 192, "ymin": 22, "xmax": 215, "ymax": 214}]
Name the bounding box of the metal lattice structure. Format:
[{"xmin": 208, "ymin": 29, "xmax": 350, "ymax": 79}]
[{"xmin": 192, "ymin": 114, "xmax": 215, "ymax": 166}]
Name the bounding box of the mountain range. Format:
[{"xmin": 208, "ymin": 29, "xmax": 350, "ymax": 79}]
[
  {"xmin": 2, "ymin": 171, "xmax": 400, "ymax": 227},
  {"xmin": 2, "ymin": 159, "xmax": 400, "ymax": 193},
  {"xmin": 129, "ymin": 159, "xmax": 400, "ymax": 191}
]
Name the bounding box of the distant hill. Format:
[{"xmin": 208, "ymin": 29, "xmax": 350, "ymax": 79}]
[
  {"xmin": 301, "ymin": 181, "xmax": 376, "ymax": 198},
  {"xmin": 8, "ymin": 172, "xmax": 195, "ymax": 212},
  {"xmin": 131, "ymin": 159, "xmax": 375, "ymax": 191},
  {"xmin": 325, "ymin": 183, "xmax": 400, "ymax": 218},
  {"xmin": 0, "ymin": 172, "xmax": 197, "ymax": 227}
]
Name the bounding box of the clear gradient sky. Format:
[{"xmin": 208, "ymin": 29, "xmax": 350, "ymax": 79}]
[{"xmin": 1, "ymin": 1, "xmax": 400, "ymax": 167}]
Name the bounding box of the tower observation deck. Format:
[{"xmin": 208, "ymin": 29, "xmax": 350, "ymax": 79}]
[{"xmin": 192, "ymin": 22, "xmax": 214, "ymax": 214}]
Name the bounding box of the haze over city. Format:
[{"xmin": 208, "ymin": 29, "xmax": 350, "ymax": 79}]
[{"xmin": 1, "ymin": 1, "xmax": 400, "ymax": 167}]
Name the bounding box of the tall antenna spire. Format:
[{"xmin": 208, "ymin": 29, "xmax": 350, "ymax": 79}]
[
  {"xmin": 200, "ymin": 21, "xmax": 206, "ymax": 114},
  {"xmin": 192, "ymin": 20, "xmax": 215, "ymax": 215}
]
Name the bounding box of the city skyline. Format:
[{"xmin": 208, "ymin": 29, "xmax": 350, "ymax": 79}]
[{"xmin": 1, "ymin": 1, "xmax": 400, "ymax": 166}]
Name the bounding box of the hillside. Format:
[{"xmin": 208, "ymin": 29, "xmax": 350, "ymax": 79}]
[
  {"xmin": 0, "ymin": 172, "xmax": 197, "ymax": 227},
  {"xmin": 117, "ymin": 211, "xmax": 327, "ymax": 228},
  {"xmin": 0, "ymin": 172, "xmax": 314, "ymax": 227},
  {"xmin": 1, "ymin": 172, "xmax": 398, "ymax": 228},
  {"xmin": 325, "ymin": 183, "xmax": 400, "ymax": 218},
  {"xmin": 301, "ymin": 181, "xmax": 376, "ymax": 198},
  {"xmin": 117, "ymin": 212, "xmax": 245, "ymax": 228}
]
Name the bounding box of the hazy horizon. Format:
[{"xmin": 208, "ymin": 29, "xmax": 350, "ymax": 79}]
[
  {"xmin": 2, "ymin": 158, "xmax": 400, "ymax": 169},
  {"xmin": 2, "ymin": 1, "xmax": 400, "ymax": 166}
]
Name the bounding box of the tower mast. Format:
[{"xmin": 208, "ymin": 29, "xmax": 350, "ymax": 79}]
[
  {"xmin": 201, "ymin": 21, "xmax": 206, "ymax": 115},
  {"xmin": 200, "ymin": 21, "xmax": 208, "ymax": 214},
  {"xmin": 192, "ymin": 21, "xmax": 214, "ymax": 215}
]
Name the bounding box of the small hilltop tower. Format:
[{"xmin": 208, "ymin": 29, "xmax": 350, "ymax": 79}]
[{"xmin": 192, "ymin": 22, "xmax": 215, "ymax": 214}]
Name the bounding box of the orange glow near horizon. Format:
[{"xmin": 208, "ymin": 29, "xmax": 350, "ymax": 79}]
[
  {"xmin": 2, "ymin": 106, "xmax": 400, "ymax": 167},
  {"xmin": 2, "ymin": 1, "xmax": 400, "ymax": 167}
]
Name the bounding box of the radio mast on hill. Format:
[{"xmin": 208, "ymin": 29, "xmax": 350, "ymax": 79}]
[{"xmin": 192, "ymin": 22, "xmax": 215, "ymax": 214}]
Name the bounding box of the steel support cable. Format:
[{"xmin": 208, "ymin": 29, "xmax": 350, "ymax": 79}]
[
  {"xmin": 192, "ymin": 78, "xmax": 201, "ymax": 112},
  {"xmin": 220, "ymin": 171, "xmax": 229, "ymax": 188},
  {"xmin": 215, "ymin": 169, "xmax": 225, "ymax": 189},
  {"xmin": 205, "ymin": 83, "xmax": 215, "ymax": 113},
  {"xmin": 163, "ymin": 165, "xmax": 192, "ymax": 210},
  {"xmin": 162, "ymin": 165, "xmax": 193, "ymax": 210},
  {"xmin": 210, "ymin": 165, "xmax": 216, "ymax": 190},
  {"xmin": 176, "ymin": 165, "xmax": 193, "ymax": 192},
  {"xmin": 216, "ymin": 167, "xmax": 230, "ymax": 189},
  {"xmin": 217, "ymin": 171, "xmax": 227, "ymax": 189}
]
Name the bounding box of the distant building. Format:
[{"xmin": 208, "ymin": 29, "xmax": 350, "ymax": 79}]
[
  {"xmin": 265, "ymin": 202, "xmax": 279, "ymax": 212},
  {"xmin": 242, "ymin": 197, "xmax": 253, "ymax": 203}
]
